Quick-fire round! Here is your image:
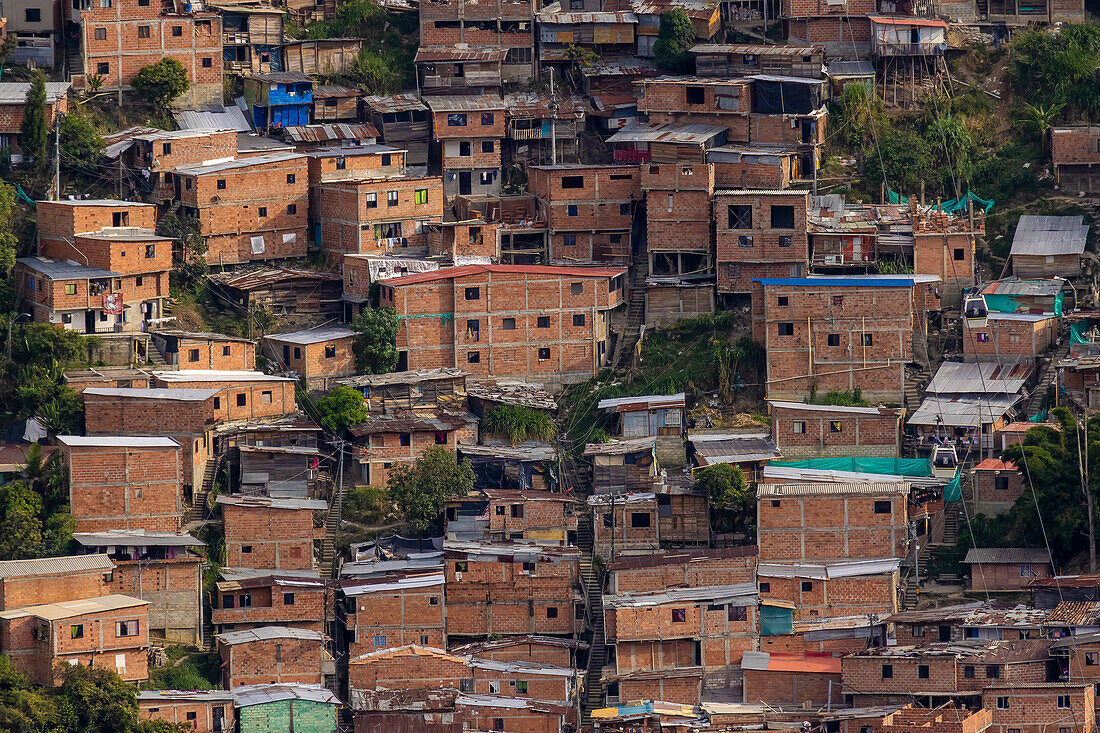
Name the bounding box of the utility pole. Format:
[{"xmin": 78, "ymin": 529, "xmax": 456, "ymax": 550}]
[{"xmin": 547, "ymin": 67, "xmax": 558, "ymax": 166}]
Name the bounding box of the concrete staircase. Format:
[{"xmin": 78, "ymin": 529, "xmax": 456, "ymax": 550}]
[
  {"xmin": 181, "ymin": 460, "xmax": 218, "ymax": 532},
  {"xmin": 942, "ymin": 504, "xmax": 961, "ymax": 545},
  {"xmin": 904, "ymin": 367, "xmax": 930, "ymax": 413},
  {"xmin": 145, "ymin": 344, "xmax": 168, "ymax": 368},
  {"xmin": 1025, "ymin": 344, "xmax": 1069, "ymax": 418},
  {"xmin": 578, "ymin": 513, "xmax": 606, "ymax": 727},
  {"xmin": 320, "ymin": 454, "xmax": 347, "ymax": 578}
]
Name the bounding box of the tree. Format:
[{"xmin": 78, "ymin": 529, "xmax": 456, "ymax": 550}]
[
  {"xmin": 0, "ymin": 183, "xmax": 22, "ymax": 275},
  {"xmin": 157, "ymin": 210, "xmax": 207, "ymax": 295},
  {"xmin": 387, "ymin": 445, "xmax": 474, "ymax": 534},
  {"xmin": 131, "ymin": 59, "xmax": 190, "ymax": 108},
  {"xmin": 19, "ymin": 72, "xmax": 48, "ymax": 166},
  {"xmin": 60, "ymin": 113, "xmax": 105, "ymax": 175},
  {"xmin": 350, "ymin": 307, "xmax": 399, "ymax": 374},
  {"xmin": 0, "ymin": 482, "xmax": 45, "ymax": 560},
  {"xmin": 696, "ymin": 463, "xmax": 753, "ymax": 534},
  {"xmin": 57, "ymin": 664, "xmax": 142, "ymax": 733},
  {"xmin": 316, "ymin": 385, "xmax": 369, "ymax": 434},
  {"xmin": 653, "ymin": 9, "xmax": 695, "ymax": 73},
  {"xmin": 347, "ymin": 49, "xmax": 399, "ymax": 95}
]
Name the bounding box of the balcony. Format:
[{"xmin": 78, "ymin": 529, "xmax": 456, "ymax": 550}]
[{"xmin": 874, "ymin": 41, "xmax": 944, "ymax": 56}]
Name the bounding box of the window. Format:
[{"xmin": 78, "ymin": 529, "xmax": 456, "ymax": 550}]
[
  {"xmin": 881, "ymin": 664, "xmax": 893, "ymax": 679},
  {"xmin": 415, "ymin": 189, "xmax": 428, "ymax": 205},
  {"xmin": 336, "ymin": 157, "xmax": 347, "ymax": 171},
  {"xmin": 25, "ymin": 8, "xmax": 40, "ymax": 21},
  {"xmin": 481, "ymin": 140, "xmax": 494, "ymax": 153},
  {"xmin": 538, "ymin": 347, "xmax": 550, "ymax": 360},
  {"xmin": 993, "ymin": 476, "xmax": 1010, "ymax": 491},
  {"xmin": 570, "ymin": 282, "xmax": 583, "ymax": 296},
  {"xmin": 1020, "ymin": 563, "xmax": 1033, "ymax": 577},
  {"xmin": 502, "ymin": 317, "xmax": 516, "ymax": 330},
  {"xmin": 567, "ymin": 204, "xmax": 578, "ymax": 217},
  {"xmin": 986, "ymin": 665, "xmax": 1001, "ymax": 679},
  {"xmin": 510, "ymin": 504, "xmax": 524, "ymax": 519},
  {"xmin": 777, "ymin": 296, "xmax": 789, "ymax": 306},
  {"xmin": 465, "ymin": 287, "xmax": 480, "ymax": 300},
  {"xmin": 186, "ymin": 713, "xmax": 197, "ymax": 722},
  {"xmin": 801, "ymin": 581, "xmax": 813, "ymax": 592},
  {"xmin": 918, "ymin": 664, "xmax": 929, "ymax": 679},
  {"xmin": 188, "ymin": 348, "xmax": 200, "ymax": 363},
  {"xmin": 217, "ymin": 179, "xmax": 226, "ymax": 190},
  {"xmin": 862, "ymin": 333, "xmax": 873, "ymax": 346},
  {"xmin": 728, "ymin": 605, "xmax": 748, "ymax": 621},
  {"xmin": 515, "ymin": 681, "xmax": 528, "ymax": 694},
  {"xmin": 201, "ymin": 57, "xmax": 212, "ymax": 68},
  {"xmin": 777, "ymin": 322, "xmax": 794, "ymax": 336},
  {"xmin": 537, "ymin": 316, "xmax": 550, "ymax": 328},
  {"xmin": 563, "ymin": 233, "xmax": 577, "ymax": 247},
  {"xmin": 630, "ymin": 512, "xmax": 651, "ymax": 528},
  {"xmin": 830, "ymin": 421, "xmax": 842, "ymax": 433},
  {"xmin": 759, "ymin": 582, "xmax": 770, "ymax": 593},
  {"xmin": 236, "ymin": 393, "xmax": 246, "ymax": 407},
  {"xmin": 364, "ymin": 192, "xmax": 376, "ymax": 208},
  {"xmin": 671, "ymin": 608, "xmax": 687, "ymax": 622},
  {"xmin": 573, "ymin": 314, "xmax": 585, "ymax": 327},
  {"xmin": 963, "ymin": 665, "xmax": 975, "ymax": 678},
  {"xmin": 912, "ymin": 625, "xmax": 925, "ymax": 637},
  {"xmin": 387, "ymin": 191, "xmax": 399, "ymax": 207},
  {"xmin": 620, "ymin": 203, "xmax": 630, "ymax": 216},
  {"xmin": 467, "ymin": 351, "xmax": 480, "ymax": 363},
  {"xmin": 728, "ymin": 205, "xmax": 752, "ymax": 229},
  {"xmin": 685, "ymin": 86, "xmax": 705, "ymax": 104},
  {"xmin": 779, "ymin": 235, "xmax": 793, "ymax": 248},
  {"xmin": 493, "ymin": 719, "xmax": 504, "ymax": 732},
  {"xmin": 793, "ymin": 421, "xmax": 806, "ymax": 434},
  {"xmin": 976, "ymin": 332, "xmax": 990, "ymax": 343},
  {"xmin": 64, "ymin": 283, "xmax": 77, "ymax": 295},
  {"xmin": 1086, "ymin": 652, "xmax": 1098, "ymax": 666},
  {"xmin": 954, "ymin": 248, "xmax": 965, "ymax": 261},
  {"xmin": 873, "ymin": 500, "xmax": 891, "ymax": 514},
  {"xmin": 996, "ymin": 697, "xmax": 1009, "ymax": 710},
  {"xmin": 97, "ymin": 62, "xmax": 110, "ymax": 75},
  {"xmin": 481, "ymin": 112, "xmax": 495, "ymax": 125},
  {"xmin": 172, "ymin": 24, "xmax": 182, "ymax": 35},
  {"xmin": 479, "ymin": 171, "xmax": 494, "ymax": 186},
  {"xmin": 561, "ymin": 175, "xmax": 584, "ymax": 189},
  {"xmin": 827, "ymin": 333, "xmax": 840, "ymax": 347},
  {"xmin": 138, "ymin": 25, "xmax": 150, "ymax": 37},
  {"xmin": 546, "ymin": 606, "xmax": 558, "ymax": 618},
  {"xmin": 287, "ymin": 204, "xmax": 297, "ymax": 216},
  {"xmin": 71, "ymin": 624, "xmax": 84, "ymax": 639},
  {"xmin": 116, "ymin": 620, "xmax": 138, "ymax": 637},
  {"xmin": 771, "ymin": 205, "xmax": 795, "ymax": 229},
  {"xmin": 293, "ymin": 347, "xmax": 301, "ymax": 359},
  {"xmin": 397, "ymin": 433, "xmax": 411, "ymax": 447},
  {"xmin": 447, "ymin": 113, "xmax": 467, "ymax": 127},
  {"xmin": 213, "ymin": 397, "xmax": 221, "ymax": 409},
  {"xmin": 94, "ymin": 27, "xmax": 107, "ymax": 40},
  {"xmin": 1058, "ymin": 695, "xmax": 1071, "ymax": 708}
]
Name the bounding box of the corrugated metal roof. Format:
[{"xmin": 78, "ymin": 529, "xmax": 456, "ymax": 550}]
[
  {"xmin": 536, "ymin": 2, "xmax": 637, "ymax": 22},
  {"xmin": 888, "ymin": 601, "xmax": 1046, "ymax": 627},
  {"xmin": 691, "ymin": 435, "xmax": 780, "ymax": 465},
  {"xmin": 467, "ymin": 381, "xmax": 557, "ymax": 410},
  {"xmin": 690, "ymin": 43, "xmax": 823, "ymax": 55},
  {"xmin": 827, "ymin": 60, "xmax": 876, "ymax": 77},
  {"xmin": 1011, "ymin": 215, "xmax": 1089, "ymax": 257},
  {"xmin": 598, "ymin": 393, "xmax": 685, "ymax": 411},
  {"xmin": 349, "ymin": 410, "xmax": 478, "ymax": 436},
  {"xmin": 458, "ymin": 443, "xmax": 556, "ymax": 461},
  {"xmin": 0, "ymin": 594, "xmax": 147, "ymax": 621},
  {"xmin": 423, "ymin": 95, "xmax": 507, "ymax": 113},
  {"xmin": 137, "ymin": 690, "xmax": 235, "ymax": 702},
  {"xmin": 588, "ymin": 491, "xmax": 656, "ymax": 506},
  {"xmin": 217, "ymin": 626, "xmax": 328, "ymax": 645},
  {"xmin": 632, "ymin": 0, "xmax": 718, "ymax": 17},
  {"xmin": 312, "ymin": 84, "xmax": 360, "ymax": 99},
  {"xmin": 73, "ymin": 530, "xmax": 205, "ymax": 547},
  {"xmin": 965, "ymin": 547, "xmax": 1052, "ymax": 565},
  {"xmin": 209, "ymin": 266, "xmax": 341, "ymax": 290},
  {"xmin": 768, "ymin": 400, "xmax": 900, "ymax": 416},
  {"xmin": 82, "ymin": 387, "xmax": 222, "ymax": 401},
  {"xmin": 0, "ymin": 81, "xmax": 70, "ymax": 104},
  {"xmin": 57, "ymin": 435, "xmax": 180, "ymax": 448},
  {"xmin": 216, "ymin": 495, "xmax": 328, "ymax": 510},
  {"xmin": 603, "ymin": 582, "xmax": 758, "ymax": 609},
  {"xmin": 153, "ymin": 369, "xmax": 295, "ymax": 384},
  {"xmin": 282, "ymin": 123, "xmax": 379, "ymax": 143},
  {"xmin": 908, "ymin": 395, "xmax": 1018, "ymax": 427},
  {"xmin": 265, "ymin": 326, "xmax": 356, "ymax": 345},
  {"xmin": 607, "ymin": 122, "xmax": 727, "ymax": 145},
  {"xmin": 926, "ymin": 361, "xmax": 1032, "ymax": 395},
  {"xmin": 868, "ymin": 14, "xmax": 948, "ymax": 26},
  {"xmin": 383, "ymin": 263, "xmax": 627, "ymax": 287},
  {"xmin": 362, "ymin": 93, "xmax": 428, "ymax": 113},
  {"xmin": 16, "ymin": 257, "xmax": 119, "ymax": 280},
  {"xmin": 232, "ymin": 683, "xmax": 342, "ymax": 708},
  {"xmin": 247, "ymin": 71, "xmax": 312, "ymax": 83},
  {"xmin": 342, "ymin": 572, "xmax": 445, "ymax": 596},
  {"xmin": 338, "ymin": 367, "xmax": 467, "ymax": 387},
  {"xmin": 0, "ymin": 553, "xmax": 114, "ymax": 579},
  {"xmin": 756, "ymin": 482, "xmax": 910, "ymax": 497},
  {"xmin": 580, "ymin": 57, "xmax": 659, "ymax": 78},
  {"xmin": 583, "ymin": 437, "xmax": 656, "ymax": 455},
  {"xmin": 175, "ymin": 105, "xmax": 252, "ymax": 132},
  {"xmin": 983, "ymin": 277, "xmax": 1065, "ymax": 298},
  {"xmin": 173, "ymin": 151, "xmax": 304, "ymax": 176},
  {"xmin": 415, "ymin": 45, "xmax": 508, "ymax": 62},
  {"xmin": 758, "ymin": 558, "xmax": 900, "ymax": 580}
]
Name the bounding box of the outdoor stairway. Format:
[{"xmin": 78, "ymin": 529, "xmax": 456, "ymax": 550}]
[
  {"xmin": 578, "ymin": 513, "xmax": 606, "ymax": 727},
  {"xmin": 612, "ymin": 287, "xmax": 646, "ymax": 371},
  {"xmin": 899, "ymin": 574, "xmax": 920, "ymax": 610},
  {"xmin": 145, "ymin": 346, "xmax": 168, "ymax": 368},
  {"xmin": 181, "ymin": 461, "xmax": 217, "ymax": 532},
  {"xmin": 320, "ymin": 463, "xmax": 347, "ymax": 578},
  {"xmin": 1025, "ymin": 343, "xmax": 1069, "ymax": 418},
  {"xmin": 942, "ymin": 505, "xmax": 960, "ymax": 545},
  {"xmin": 904, "ymin": 368, "xmax": 930, "ymax": 413}
]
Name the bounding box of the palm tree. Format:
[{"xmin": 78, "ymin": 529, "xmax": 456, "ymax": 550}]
[{"xmin": 1016, "ymin": 102, "xmax": 1064, "ymax": 151}]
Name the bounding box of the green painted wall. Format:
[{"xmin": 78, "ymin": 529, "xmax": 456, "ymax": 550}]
[{"xmin": 238, "ymin": 699, "xmax": 338, "ymax": 733}]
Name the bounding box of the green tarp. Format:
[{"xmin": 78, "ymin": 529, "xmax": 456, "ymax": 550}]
[
  {"xmin": 887, "ymin": 190, "xmax": 910, "ymax": 205},
  {"xmin": 1072, "ymin": 320, "xmax": 1090, "ymax": 344},
  {"xmin": 770, "ymin": 456, "xmax": 934, "ymax": 477},
  {"xmin": 986, "ymin": 291, "xmax": 1063, "ymax": 317},
  {"xmin": 1029, "ymin": 409, "xmax": 1049, "ymax": 423},
  {"xmin": 944, "ymin": 471, "xmax": 962, "ymax": 502},
  {"xmin": 761, "ymin": 604, "xmax": 794, "ymax": 636},
  {"xmin": 932, "ymin": 190, "xmax": 995, "ymax": 214}
]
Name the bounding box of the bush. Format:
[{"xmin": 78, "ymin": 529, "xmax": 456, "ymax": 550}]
[
  {"xmin": 483, "ymin": 404, "xmax": 556, "ymax": 445},
  {"xmin": 653, "ymin": 9, "xmax": 695, "ymax": 73},
  {"xmin": 131, "ymin": 59, "xmax": 190, "ymax": 108}
]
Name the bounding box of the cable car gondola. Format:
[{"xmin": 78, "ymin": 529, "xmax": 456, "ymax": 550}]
[
  {"xmin": 963, "ymin": 293, "xmax": 988, "ymax": 329},
  {"xmin": 931, "ymin": 443, "xmax": 959, "ymax": 481}
]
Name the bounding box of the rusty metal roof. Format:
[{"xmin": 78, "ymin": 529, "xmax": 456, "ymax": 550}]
[
  {"xmin": 887, "ymin": 602, "xmax": 1046, "ymax": 627},
  {"xmin": 415, "ymin": 45, "xmax": 508, "ymax": 62},
  {"xmin": 312, "ymin": 84, "xmax": 360, "ymax": 99},
  {"xmin": 536, "ymin": 3, "xmax": 637, "ymax": 22},
  {"xmin": 349, "ymin": 410, "xmax": 478, "ymax": 436},
  {"xmin": 1043, "ymin": 601, "xmax": 1100, "ymax": 625},
  {"xmin": 423, "ymin": 95, "xmax": 506, "ymax": 113},
  {"xmin": 964, "ymin": 547, "xmax": 1052, "ymax": 565},
  {"xmin": 362, "ymin": 93, "xmax": 428, "ymax": 113},
  {"xmin": 503, "ymin": 92, "xmax": 584, "ymax": 120},
  {"xmin": 690, "ymin": 43, "xmax": 823, "ymax": 55},
  {"xmin": 606, "ymin": 122, "xmax": 727, "ymax": 145},
  {"xmin": 209, "ymin": 267, "xmax": 341, "ymax": 290},
  {"xmin": 631, "ymin": 0, "xmax": 718, "ymax": 16},
  {"xmin": 282, "ymin": 123, "xmax": 379, "ymax": 143}
]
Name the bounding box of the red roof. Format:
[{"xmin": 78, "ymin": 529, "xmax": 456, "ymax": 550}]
[
  {"xmin": 975, "ymin": 459, "xmax": 1018, "ymax": 471},
  {"xmin": 767, "ymin": 653, "xmax": 842, "ymax": 674},
  {"xmin": 383, "ymin": 264, "xmax": 629, "ymax": 287}
]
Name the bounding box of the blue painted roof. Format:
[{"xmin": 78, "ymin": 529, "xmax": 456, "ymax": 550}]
[{"xmin": 753, "ymin": 277, "xmax": 915, "ymax": 287}]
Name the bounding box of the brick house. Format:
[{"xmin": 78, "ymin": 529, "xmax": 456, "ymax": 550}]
[
  {"xmin": 601, "ymin": 581, "xmax": 759, "ymax": 705},
  {"xmin": 740, "ymin": 651, "xmax": 841, "ymax": 706},
  {"xmin": 306, "ymin": 145, "xmax": 404, "ymax": 206},
  {"xmin": 1053, "ymin": 126, "xmax": 1100, "ymax": 198},
  {"xmin": 0, "ymin": 594, "xmax": 150, "ymax": 685},
  {"xmin": 757, "ymin": 558, "xmax": 899, "ymax": 621},
  {"xmin": 0, "ymin": 82, "xmax": 69, "ymax": 161},
  {"xmin": 588, "ymin": 490, "xmax": 711, "ymax": 561},
  {"xmin": 417, "ymin": 0, "xmax": 536, "ymax": 85},
  {"xmin": 0, "ymin": 554, "xmax": 114, "ymax": 611},
  {"xmin": 217, "ymin": 626, "xmax": 333, "ymax": 689},
  {"xmin": 840, "ymin": 640, "xmax": 1056, "ymax": 707},
  {"xmin": 349, "ymin": 409, "xmax": 478, "ymax": 487},
  {"xmin": 426, "ymin": 219, "xmax": 501, "ymax": 262},
  {"xmin": 150, "ymin": 330, "xmax": 257, "ymax": 371},
  {"xmin": 212, "ymin": 571, "xmax": 327, "ymax": 634},
  {"xmin": 137, "ymin": 690, "xmax": 235, "ymax": 732},
  {"xmin": 971, "ymin": 459, "xmax": 1025, "ymax": 518},
  {"xmin": 341, "ymin": 571, "xmax": 445, "ymax": 657},
  {"xmin": 73, "ymin": 529, "xmax": 204, "ymax": 645},
  {"xmin": 347, "ymin": 645, "xmax": 576, "ymax": 710},
  {"xmin": 380, "ymin": 264, "xmax": 626, "ymax": 386},
  {"xmin": 769, "ymin": 401, "xmax": 904, "ymax": 460},
  {"xmin": 218, "ymin": 495, "xmax": 328, "ymax": 571},
  {"xmin": 887, "ymin": 602, "xmax": 1048, "ymax": 647},
  {"xmin": 59, "ymin": 435, "xmax": 183, "ymax": 534},
  {"xmin": 444, "ymin": 489, "xmax": 580, "ymax": 544},
  {"xmin": 873, "ymin": 703, "xmax": 993, "ymax": 733},
  {"xmin": 262, "ymin": 327, "xmax": 358, "ymax": 390},
  {"xmin": 756, "ymin": 482, "xmax": 909, "ymax": 563},
  {"xmin": 527, "ymin": 164, "xmax": 641, "ymax": 265},
  {"xmin": 425, "ymin": 96, "xmax": 506, "ymax": 200},
  {"xmin": 112, "ymin": 128, "xmax": 239, "ymax": 203},
  {"xmin": 912, "ymin": 208, "xmax": 982, "ymax": 307},
  {"xmin": 151, "ymin": 370, "xmax": 298, "ymax": 421},
  {"xmin": 64, "ymin": 366, "xmax": 153, "ymax": 392},
  {"xmin": 316, "ymin": 174, "xmax": 444, "ymax": 257},
  {"xmin": 965, "ymin": 548, "xmax": 1053, "ymax": 592},
  {"xmin": 981, "ymin": 683, "xmax": 1094, "ymax": 733},
  {"xmin": 963, "ymin": 313, "xmax": 1057, "ymax": 364},
  {"xmin": 77, "ymin": 0, "xmax": 223, "ymax": 108},
  {"xmin": 607, "ymin": 547, "xmax": 758, "ymax": 595},
  {"xmin": 37, "ymin": 199, "xmax": 156, "ymax": 252},
  {"xmin": 781, "ymin": 0, "xmax": 872, "ymax": 57},
  {"xmin": 443, "ymin": 540, "xmax": 582, "ymax": 641},
  {"xmin": 716, "ymin": 189, "xmax": 809, "ymax": 296},
  {"xmin": 172, "ymin": 152, "xmax": 309, "ymax": 265},
  {"xmin": 752, "ymin": 277, "xmax": 923, "ymax": 403}
]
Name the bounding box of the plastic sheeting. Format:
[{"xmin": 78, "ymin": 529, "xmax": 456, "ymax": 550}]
[
  {"xmin": 752, "ymin": 79, "xmax": 818, "ymax": 115},
  {"xmin": 769, "ymin": 456, "xmax": 934, "ymax": 477},
  {"xmin": 1072, "ymin": 320, "xmax": 1091, "ymax": 343},
  {"xmin": 761, "ymin": 604, "xmax": 794, "ymax": 636},
  {"xmin": 932, "ymin": 190, "xmax": 994, "ymax": 214},
  {"xmin": 944, "ymin": 471, "xmax": 962, "ymax": 502},
  {"xmin": 986, "ymin": 291, "xmax": 1064, "ymax": 317},
  {"xmin": 1029, "ymin": 409, "xmax": 1049, "ymax": 423}
]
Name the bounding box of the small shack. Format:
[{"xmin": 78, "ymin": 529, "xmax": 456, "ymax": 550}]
[
  {"xmin": 312, "ymin": 85, "xmax": 360, "ymax": 122},
  {"xmin": 337, "ymin": 368, "xmax": 468, "ymax": 413},
  {"xmin": 457, "ymin": 443, "xmax": 558, "ymax": 492},
  {"xmin": 965, "ymin": 547, "xmax": 1053, "ymax": 592},
  {"xmin": 209, "ymin": 268, "xmax": 343, "ymax": 317},
  {"xmin": 232, "ymin": 683, "xmax": 341, "ymax": 733},
  {"xmin": 1009, "ymin": 215, "xmax": 1089, "ymax": 279},
  {"xmin": 583, "ymin": 437, "xmax": 660, "ymax": 494},
  {"xmin": 597, "ymin": 393, "xmax": 686, "ymax": 466},
  {"xmin": 688, "ymin": 432, "xmax": 780, "ymax": 482}
]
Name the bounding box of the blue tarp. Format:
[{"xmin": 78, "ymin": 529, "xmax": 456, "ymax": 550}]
[{"xmin": 769, "ymin": 456, "xmax": 934, "ymax": 477}]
